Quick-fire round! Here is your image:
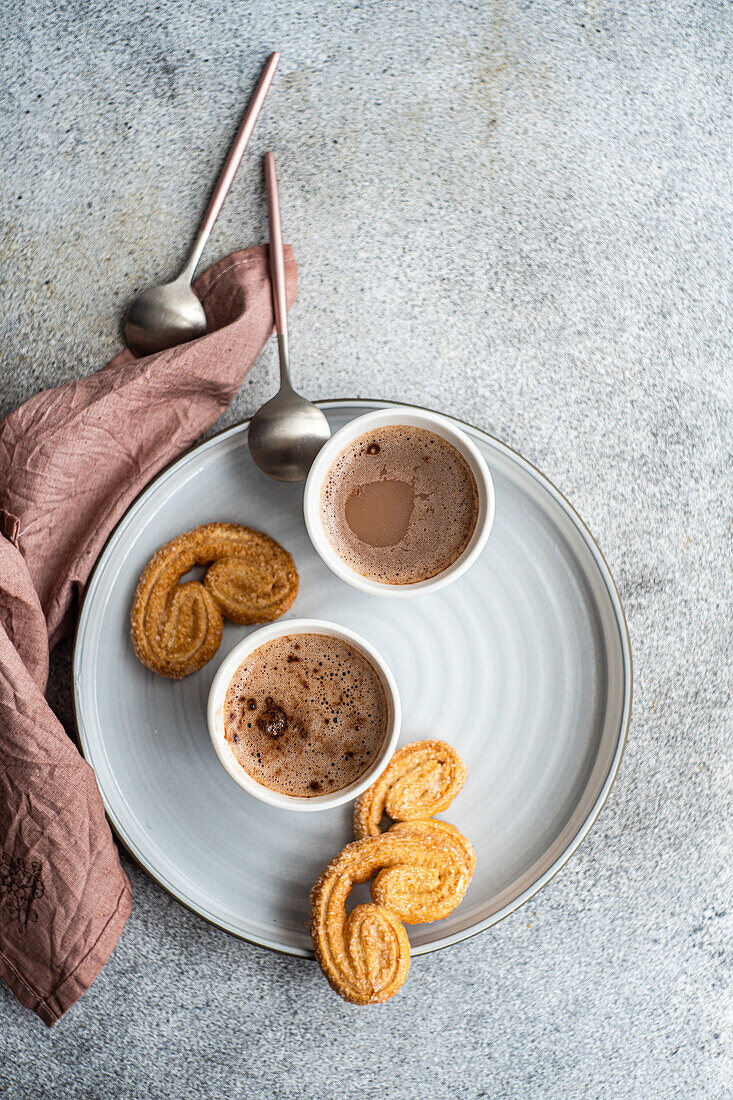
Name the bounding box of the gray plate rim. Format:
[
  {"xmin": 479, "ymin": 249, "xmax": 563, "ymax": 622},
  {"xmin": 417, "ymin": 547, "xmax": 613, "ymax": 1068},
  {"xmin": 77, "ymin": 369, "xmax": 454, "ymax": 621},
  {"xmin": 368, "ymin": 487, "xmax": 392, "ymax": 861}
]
[{"xmin": 73, "ymin": 398, "xmax": 632, "ymax": 957}]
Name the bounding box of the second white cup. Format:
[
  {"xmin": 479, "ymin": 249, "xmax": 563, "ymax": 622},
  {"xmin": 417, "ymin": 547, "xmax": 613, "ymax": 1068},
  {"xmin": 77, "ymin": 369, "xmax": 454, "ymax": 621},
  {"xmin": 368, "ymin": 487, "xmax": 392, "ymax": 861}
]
[{"xmin": 207, "ymin": 617, "xmax": 401, "ymax": 811}]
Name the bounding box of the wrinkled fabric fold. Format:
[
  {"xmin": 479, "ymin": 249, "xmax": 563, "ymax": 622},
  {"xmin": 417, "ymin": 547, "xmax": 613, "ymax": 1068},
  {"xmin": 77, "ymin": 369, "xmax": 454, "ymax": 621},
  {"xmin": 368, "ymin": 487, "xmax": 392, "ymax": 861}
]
[{"xmin": 0, "ymin": 244, "xmax": 296, "ymax": 1024}]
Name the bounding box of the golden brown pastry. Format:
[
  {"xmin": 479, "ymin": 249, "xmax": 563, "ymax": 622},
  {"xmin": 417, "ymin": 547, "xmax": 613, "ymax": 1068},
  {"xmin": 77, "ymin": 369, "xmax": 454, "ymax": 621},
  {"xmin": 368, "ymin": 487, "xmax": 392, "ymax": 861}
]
[
  {"xmin": 353, "ymin": 739, "xmax": 467, "ymax": 838},
  {"xmin": 378, "ymin": 819, "xmax": 476, "ymax": 921},
  {"xmin": 313, "ymin": 740, "xmax": 475, "ymax": 1003},
  {"xmin": 130, "ymin": 522, "xmax": 298, "ymax": 678},
  {"xmin": 372, "ymin": 820, "xmax": 475, "ymax": 923},
  {"xmin": 310, "ymin": 824, "xmax": 475, "ymax": 1004}
]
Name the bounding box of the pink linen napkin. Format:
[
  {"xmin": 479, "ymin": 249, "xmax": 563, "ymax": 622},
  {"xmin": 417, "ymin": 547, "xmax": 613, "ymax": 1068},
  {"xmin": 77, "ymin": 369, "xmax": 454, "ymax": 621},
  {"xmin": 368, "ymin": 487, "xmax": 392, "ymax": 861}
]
[{"xmin": 0, "ymin": 244, "xmax": 297, "ymax": 1025}]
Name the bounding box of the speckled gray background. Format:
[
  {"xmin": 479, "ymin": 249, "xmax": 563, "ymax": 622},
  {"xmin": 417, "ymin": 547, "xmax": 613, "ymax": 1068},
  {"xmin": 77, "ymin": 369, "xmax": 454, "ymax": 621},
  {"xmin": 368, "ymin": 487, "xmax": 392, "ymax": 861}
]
[{"xmin": 1, "ymin": 0, "xmax": 731, "ymax": 1096}]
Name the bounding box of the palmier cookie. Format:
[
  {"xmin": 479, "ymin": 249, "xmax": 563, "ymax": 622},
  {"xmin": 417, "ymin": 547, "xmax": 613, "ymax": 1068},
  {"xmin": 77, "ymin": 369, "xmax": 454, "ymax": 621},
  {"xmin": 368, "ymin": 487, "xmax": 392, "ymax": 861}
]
[
  {"xmin": 131, "ymin": 522, "xmax": 298, "ymax": 678},
  {"xmin": 310, "ymin": 828, "xmax": 474, "ymax": 1005},
  {"xmin": 385, "ymin": 819, "xmax": 476, "ymax": 899},
  {"xmin": 372, "ymin": 820, "xmax": 475, "ymax": 924},
  {"xmin": 353, "ymin": 739, "xmax": 467, "ymax": 839}
]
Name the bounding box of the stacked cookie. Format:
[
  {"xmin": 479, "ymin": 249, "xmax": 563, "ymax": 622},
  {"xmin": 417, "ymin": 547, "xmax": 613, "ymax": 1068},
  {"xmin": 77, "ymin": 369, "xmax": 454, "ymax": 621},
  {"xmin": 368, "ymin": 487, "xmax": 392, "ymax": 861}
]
[{"xmin": 310, "ymin": 740, "xmax": 475, "ymax": 1004}]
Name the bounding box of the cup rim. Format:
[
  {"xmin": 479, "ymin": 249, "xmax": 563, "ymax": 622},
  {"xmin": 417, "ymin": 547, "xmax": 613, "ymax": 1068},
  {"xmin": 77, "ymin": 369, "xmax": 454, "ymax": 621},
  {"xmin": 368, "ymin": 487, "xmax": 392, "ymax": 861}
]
[
  {"xmin": 206, "ymin": 617, "xmax": 401, "ymax": 811},
  {"xmin": 303, "ymin": 407, "xmax": 495, "ymax": 597}
]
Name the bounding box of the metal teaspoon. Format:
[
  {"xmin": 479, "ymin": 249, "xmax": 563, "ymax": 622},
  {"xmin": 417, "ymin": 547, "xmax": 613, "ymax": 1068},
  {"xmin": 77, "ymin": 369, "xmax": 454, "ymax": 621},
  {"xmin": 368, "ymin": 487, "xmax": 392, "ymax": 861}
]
[
  {"xmin": 124, "ymin": 52, "xmax": 280, "ymax": 357},
  {"xmin": 247, "ymin": 151, "xmax": 331, "ymax": 482}
]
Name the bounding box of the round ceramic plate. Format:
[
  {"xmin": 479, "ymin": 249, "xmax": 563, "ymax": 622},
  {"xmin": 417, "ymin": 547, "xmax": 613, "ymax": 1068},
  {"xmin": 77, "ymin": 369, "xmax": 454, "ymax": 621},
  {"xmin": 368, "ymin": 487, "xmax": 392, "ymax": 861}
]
[{"xmin": 74, "ymin": 400, "xmax": 631, "ymax": 956}]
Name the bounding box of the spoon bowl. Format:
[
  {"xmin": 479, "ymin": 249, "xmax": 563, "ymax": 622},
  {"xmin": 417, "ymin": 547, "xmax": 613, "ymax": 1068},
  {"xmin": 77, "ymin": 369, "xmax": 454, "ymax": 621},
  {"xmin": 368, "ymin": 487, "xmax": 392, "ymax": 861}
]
[
  {"xmin": 124, "ymin": 277, "xmax": 207, "ymax": 358},
  {"xmin": 248, "ymin": 387, "xmax": 331, "ymax": 482}
]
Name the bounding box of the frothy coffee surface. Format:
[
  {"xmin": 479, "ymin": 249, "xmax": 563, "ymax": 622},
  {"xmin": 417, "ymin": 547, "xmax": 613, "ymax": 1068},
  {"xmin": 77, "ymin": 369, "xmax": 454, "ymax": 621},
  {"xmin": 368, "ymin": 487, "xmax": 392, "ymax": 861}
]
[
  {"xmin": 223, "ymin": 633, "xmax": 388, "ymax": 797},
  {"xmin": 320, "ymin": 425, "xmax": 479, "ymax": 584}
]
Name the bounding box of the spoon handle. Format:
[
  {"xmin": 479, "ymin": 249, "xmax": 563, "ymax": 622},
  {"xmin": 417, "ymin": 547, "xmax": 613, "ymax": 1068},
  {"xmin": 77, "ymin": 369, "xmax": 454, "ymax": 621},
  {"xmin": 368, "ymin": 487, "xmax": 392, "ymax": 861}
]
[
  {"xmin": 181, "ymin": 52, "xmax": 280, "ymax": 282},
  {"xmin": 264, "ymin": 150, "xmax": 293, "ymax": 388}
]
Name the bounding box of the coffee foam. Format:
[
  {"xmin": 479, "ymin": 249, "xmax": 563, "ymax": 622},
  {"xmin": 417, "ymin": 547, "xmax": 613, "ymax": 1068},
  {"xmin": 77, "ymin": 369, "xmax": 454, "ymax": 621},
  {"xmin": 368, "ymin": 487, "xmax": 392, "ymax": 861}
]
[
  {"xmin": 319, "ymin": 425, "xmax": 479, "ymax": 584},
  {"xmin": 223, "ymin": 634, "xmax": 387, "ymax": 797}
]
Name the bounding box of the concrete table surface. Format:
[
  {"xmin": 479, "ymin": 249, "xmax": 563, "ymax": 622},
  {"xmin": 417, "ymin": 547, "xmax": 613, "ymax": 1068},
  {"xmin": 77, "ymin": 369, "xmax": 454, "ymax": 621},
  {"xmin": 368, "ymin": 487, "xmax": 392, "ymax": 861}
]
[{"xmin": 1, "ymin": 1, "xmax": 731, "ymax": 1096}]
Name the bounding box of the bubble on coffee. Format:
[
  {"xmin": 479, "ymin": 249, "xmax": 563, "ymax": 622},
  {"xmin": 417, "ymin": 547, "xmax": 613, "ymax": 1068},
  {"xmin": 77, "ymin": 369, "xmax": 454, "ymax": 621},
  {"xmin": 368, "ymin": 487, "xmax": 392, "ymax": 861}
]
[
  {"xmin": 223, "ymin": 634, "xmax": 388, "ymax": 797},
  {"xmin": 320, "ymin": 425, "xmax": 479, "ymax": 583}
]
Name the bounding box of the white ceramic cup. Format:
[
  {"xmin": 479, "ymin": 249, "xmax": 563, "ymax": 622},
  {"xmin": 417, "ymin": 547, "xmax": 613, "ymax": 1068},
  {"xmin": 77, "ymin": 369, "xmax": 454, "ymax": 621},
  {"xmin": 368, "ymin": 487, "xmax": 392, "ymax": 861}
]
[
  {"xmin": 303, "ymin": 407, "xmax": 495, "ymax": 597},
  {"xmin": 207, "ymin": 617, "xmax": 401, "ymax": 811}
]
